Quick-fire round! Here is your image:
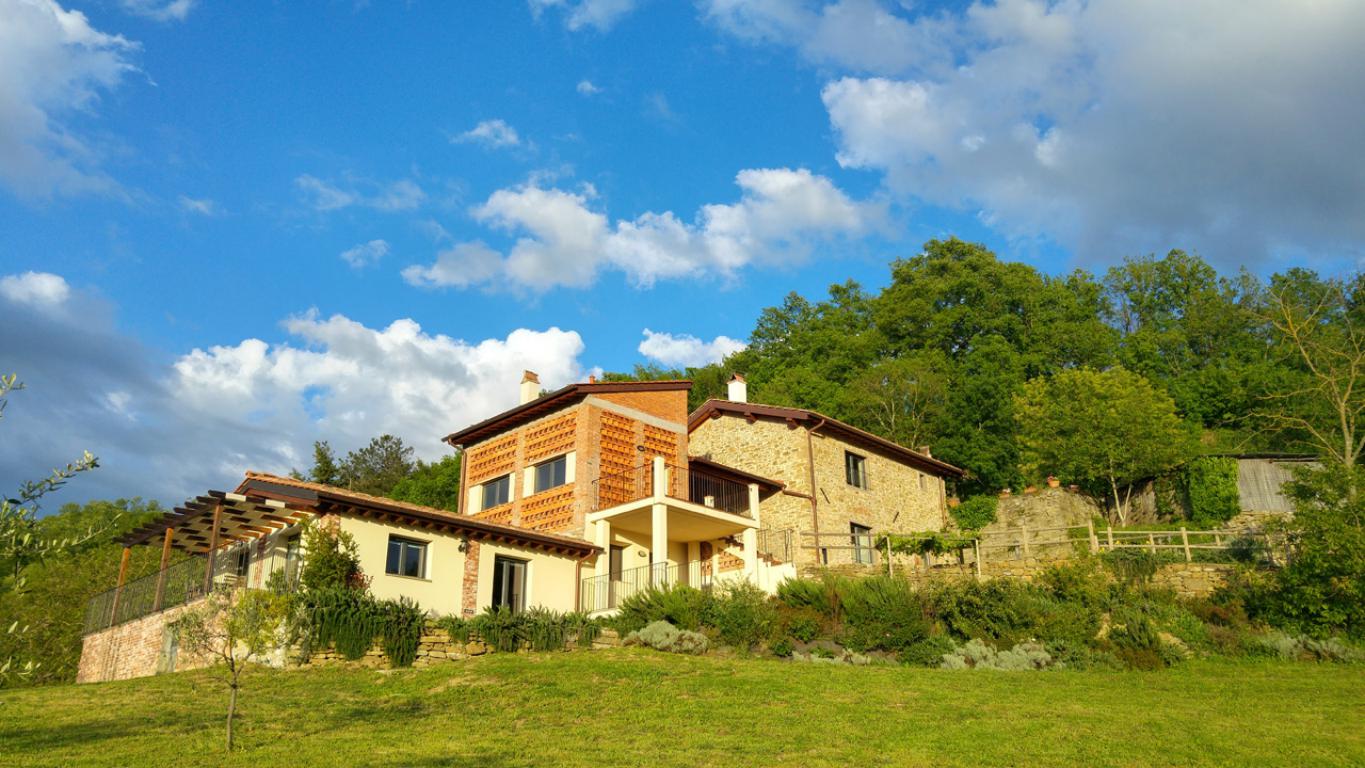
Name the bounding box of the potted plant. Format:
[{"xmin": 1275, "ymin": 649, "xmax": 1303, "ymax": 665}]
[{"xmin": 1047, "ymin": 476, "xmax": 1060, "ymax": 488}]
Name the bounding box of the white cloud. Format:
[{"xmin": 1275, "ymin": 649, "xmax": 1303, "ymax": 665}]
[
  {"xmin": 402, "ymin": 241, "xmax": 504, "ymax": 289},
  {"xmin": 340, "ymin": 239, "xmax": 390, "ymax": 269},
  {"xmin": 178, "ymin": 195, "xmax": 218, "ymax": 215},
  {"xmin": 294, "ymin": 174, "xmax": 426, "ymax": 212},
  {"xmin": 119, "ymin": 0, "xmax": 196, "ymax": 22},
  {"xmin": 0, "ymin": 271, "xmax": 71, "ymax": 308},
  {"xmin": 529, "ymin": 0, "xmax": 638, "ymax": 32},
  {"xmin": 0, "ymin": 0, "xmax": 138, "ymax": 199},
  {"xmin": 453, "ymin": 119, "xmax": 521, "ymax": 149},
  {"xmin": 638, "ymin": 329, "xmax": 747, "ymax": 368},
  {"xmin": 710, "ymin": 0, "xmax": 1365, "ymax": 265},
  {"xmin": 576, "ymin": 79, "xmax": 602, "ymax": 96},
  {"xmin": 0, "ymin": 280, "xmax": 590, "ymax": 502},
  {"xmin": 405, "ymin": 167, "xmax": 876, "ymax": 293}
]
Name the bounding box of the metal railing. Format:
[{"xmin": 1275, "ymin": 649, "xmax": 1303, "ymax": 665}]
[
  {"xmin": 591, "ymin": 461, "xmax": 752, "ymax": 516},
  {"xmin": 580, "ymin": 560, "xmax": 715, "ymax": 614},
  {"xmin": 757, "ymin": 527, "xmax": 794, "ymax": 564}
]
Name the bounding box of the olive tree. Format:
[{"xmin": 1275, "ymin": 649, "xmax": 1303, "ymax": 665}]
[{"xmin": 1015, "ymin": 367, "xmax": 1197, "ymax": 524}]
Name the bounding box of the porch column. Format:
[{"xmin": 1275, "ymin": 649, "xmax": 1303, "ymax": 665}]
[
  {"xmin": 742, "ymin": 527, "xmax": 758, "ymax": 582},
  {"xmin": 594, "ymin": 519, "xmax": 611, "ymax": 580},
  {"xmin": 686, "ymin": 541, "xmax": 701, "ymax": 586},
  {"xmin": 108, "ymin": 546, "xmax": 132, "ymax": 627},
  {"xmin": 747, "ymin": 482, "xmax": 761, "ymax": 525},
  {"xmin": 152, "ymin": 527, "xmax": 174, "ymax": 611},
  {"xmin": 651, "ymin": 455, "xmax": 668, "ymax": 499},
  {"xmin": 651, "ymin": 502, "xmax": 668, "ymax": 584},
  {"xmin": 201, "ymin": 502, "xmax": 223, "ymax": 594}
]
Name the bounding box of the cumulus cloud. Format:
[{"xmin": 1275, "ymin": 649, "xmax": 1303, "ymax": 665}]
[
  {"xmin": 0, "ymin": 271, "xmax": 71, "ymax": 308},
  {"xmin": 0, "ymin": 276, "xmax": 589, "ymax": 502},
  {"xmin": 402, "ymin": 241, "xmax": 504, "ymax": 289},
  {"xmin": 453, "ymin": 119, "xmax": 521, "ymax": 149},
  {"xmin": 294, "ymin": 174, "xmax": 426, "ymax": 212},
  {"xmin": 119, "ymin": 0, "xmax": 196, "ymax": 22},
  {"xmin": 576, "ymin": 79, "xmax": 602, "ymax": 96},
  {"xmin": 340, "ymin": 239, "xmax": 390, "ymax": 269},
  {"xmin": 638, "ymin": 329, "xmax": 747, "ymax": 368},
  {"xmin": 405, "ymin": 167, "xmax": 877, "ymax": 293},
  {"xmin": 528, "ymin": 0, "xmax": 638, "ymax": 32},
  {"xmin": 710, "ymin": 0, "xmax": 1365, "ymax": 265},
  {"xmin": 0, "ymin": 0, "xmax": 139, "ymax": 199}
]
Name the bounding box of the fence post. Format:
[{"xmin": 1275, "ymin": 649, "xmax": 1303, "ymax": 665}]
[
  {"xmin": 153, "ymin": 526, "xmax": 174, "ymax": 611},
  {"xmin": 1180, "ymin": 526, "xmax": 1192, "ymax": 563},
  {"xmin": 1147, "ymin": 532, "xmax": 1156, "ymax": 554},
  {"xmin": 1106, "ymin": 525, "xmax": 1115, "ymax": 550},
  {"xmin": 1086, "ymin": 519, "xmax": 1098, "ymax": 553},
  {"xmin": 1019, "ymin": 524, "xmax": 1030, "ymax": 559},
  {"xmin": 107, "ymin": 546, "xmax": 132, "ymax": 628},
  {"xmin": 885, "ymin": 535, "xmax": 894, "ymax": 578},
  {"xmin": 973, "ymin": 538, "xmax": 982, "ymax": 579}
]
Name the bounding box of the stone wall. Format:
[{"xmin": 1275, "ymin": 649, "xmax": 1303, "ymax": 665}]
[
  {"xmin": 308, "ymin": 625, "xmax": 622, "ymax": 669},
  {"xmin": 77, "ymin": 600, "xmax": 210, "ymax": 684}
]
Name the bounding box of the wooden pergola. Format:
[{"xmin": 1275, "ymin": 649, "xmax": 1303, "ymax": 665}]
[{"xmin": 113, "ymin": 489, "xmax": 317, "ymax": 617}]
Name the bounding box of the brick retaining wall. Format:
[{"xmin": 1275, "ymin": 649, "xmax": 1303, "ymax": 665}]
[{"xmin": 76, "ymin": 601, "xmax": 211, "ymax": 684}]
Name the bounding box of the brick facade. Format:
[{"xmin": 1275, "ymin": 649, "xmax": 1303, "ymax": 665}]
[
  {"xmin": 461, "ymin": 538, "xmax": 481, "ymax": 616},
  {"xmin": 76, "ymin": 601, "xmax": 209, "ymax": 684}
]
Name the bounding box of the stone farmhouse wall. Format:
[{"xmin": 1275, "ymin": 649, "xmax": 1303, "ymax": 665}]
[
  {"xmin": 807, "ymin": 560, "xmax": 1236, "ymax": 600},
  {"xmin": 688, "ymin": 413, "xmax": 949, "ymax": 568}
]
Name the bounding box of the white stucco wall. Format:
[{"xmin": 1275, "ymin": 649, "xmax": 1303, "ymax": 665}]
[{"xmin": 336, "ymin": 516, "xmax": 467, "ymax": 616}]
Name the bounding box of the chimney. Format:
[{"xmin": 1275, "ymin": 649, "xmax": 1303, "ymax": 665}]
[
  {"xmin": 727, "ymin": 373, "xmax": 747, "ymax": 403},
  {"xmin": 917, "ymin": 445, "xmax": 932, "ymax": 458},
  {"xmin": 520, "ymin": 370, "xmax": 540, "ymax": 404},
  {"xmin": 587, "ymin": 374, "xmax": 597, "ymax": 384}
]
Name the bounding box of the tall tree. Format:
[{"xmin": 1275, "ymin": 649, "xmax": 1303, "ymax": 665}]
[
  {"xmin": 340, "ymin": 435, "xmax": 415, "ymax": 496},
  {"xmin": 389, "ymin": 454, "xmax": 463, "ymax": 511},
  {"xmin": 1015, "ymin": 367, "xmax": 1197, "ymax": 524},
  {"xmin": 837, "ymin": 353, "xmax": 948, "ymax": 452}
]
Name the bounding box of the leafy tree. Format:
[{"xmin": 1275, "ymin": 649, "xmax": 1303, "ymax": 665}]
[
  {"xmin": 837, "ymin": 354, "xmax": 947, "ymax": 450},
  {"xmin": 1182, "ymin": 457, "xmax": 1242, "ymax": 526},
  {"xmin": 340, "ymin": 435, "xmax": 415, "ymax": 496},
  {"xmin": 298, "ymin": 520, "xmax": 364, "ymax": 593},
  {"xmin": 172, "ymin": 587, "xmax": 293, "ymax": 751},
  {"xmin": 1015, "ymin": 367, "xmax": 1197, "ymax": 524},
  {"xmin": 389, "ymin": 454, "xmax": 462, "ymax": 511}
]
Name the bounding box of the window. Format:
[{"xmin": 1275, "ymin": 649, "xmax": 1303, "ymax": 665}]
[
  {"xmin": 492, "ymin": 556, "xmax": 527, "ymax": 612},
  {"xmin": 386, "ymin": 536, "xmax": 428, "ymax": 579},
  {"xmin": 534, "ymin": 455, "xmax": 568, "ymax": 493},
  {"xmin": 482, "ymin": 474, "xmax": 512, "ymax": 509},
  {"xmin": 234, "ymin": 546, "xmax": 250, "ymax": 579},
  {"xmin": 850, "ymin": 523, "xmax": 874, "ymax": 565},
  {"xmin": 845, "ymin": 451, "xmax": 868, "ymax": 489}
]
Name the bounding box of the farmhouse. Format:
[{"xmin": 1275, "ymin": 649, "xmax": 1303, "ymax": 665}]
[{"xmin": 77, "ymin": 374, "xmax": 962, "ymax": 682}]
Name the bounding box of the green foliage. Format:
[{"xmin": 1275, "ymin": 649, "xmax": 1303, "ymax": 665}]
[
  {"xmin": 1183, "ymin": 457, "xmax": 1241, "ymax": 525},
  {"xmin": 836, "ymin": 576, "xmax": 931, "ymax": 654},
  {"xmin": 462, "ymin": 606, "xmax": 600, "ymax": 653},
  {"xmin": 388, "ymin": 454, "xmax": 462, "ymax": 511},
  {"xmin": 1100, "ymin": 549, "xmax": 1163, "ymax": 585},
  {"xmin": 950, "ymin": 495, "xmax": 997, "ymax": 531},
  {"xmin": 1015, "ymin": 367, "xmax": 1197, "ymax": 523},
  {"xmin": 708, "ymin": 582, "xmax": 776, "ymax": 651},
  {"xmin": 1253, "ymin": 465, "xmax": 1365, "ymax": 638},
  {"xmin": 300, "ymin": 589, "xmax": 426, "ymax": 666},
  {"xmin": 777, "ymin": 607, "xmax": 824, "ymax": 643},
  {"xmin": 298, "ymin": 521, "xmax": 364, "ymax": 593},
  {"xmin": 378, "ymin": 598, "xmax": 425, "ymax": 667},
  {"xmin": 882, "ymin": 531, "xmax": 973, "ymax": 556},
  {"xmin": 940, "ymin": 639, "xmax": 1055, "ymax": 670},
  {"xmin": 898, "ymin": 635, "xmax": 957, "ymax": 667},
  {"xmin": 435, "ymin": 615, "xmax": 470, "ymax": 644},
  {"xmin": 776, "ymin": 575, "xmax": 839, "ymax": 619},
  {"xmin": 624, "ymin": 620, "xmax": 709, "ymax": 655},
  {"xmin": 614, "ymin": 583, "xmax": 714, "ymax": 633}
]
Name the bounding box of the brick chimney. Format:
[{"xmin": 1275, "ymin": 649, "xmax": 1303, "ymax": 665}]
[
  {"xmin": 727, "ymin": 373, "xmax": 747, "ymax": 403},
  {"xmin": 520, "ymin": 370, "xmax": 540, "ymax": 404}
]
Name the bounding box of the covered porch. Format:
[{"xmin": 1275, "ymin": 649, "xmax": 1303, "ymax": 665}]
[{"xmin": 581, "ymin": 456, "xmax": 778, "ymax": 613}]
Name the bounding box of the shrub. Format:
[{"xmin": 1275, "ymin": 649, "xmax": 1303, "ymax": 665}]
[
  {"xmin": 776, "ymin": 575, "xmax": 840, "ymax": 619},
  {"xmin": 941, "ymin": 639, "xmax": 1054, "ymax": 670},
  {"xmin": 898, "ymin": 635, "xmax": 956, "ymax": 667},
  {"xmin": 837, "ymin": 576, "xmax": 930, "ymax": 653},
  {"xmin": 1100, "ymin": 549, "xmax": 1163, "ymax": 585},
  {"xmin": 1106, "ymin": 608, "xmax": 1170, "ymax": 670},
  {"xmin": 377, "ymin": 598, "xmax": 424, "ymax": 668},
  {"xmin": 932, "ymin": 579, "xmax": 1092, "ymax": 648},
  {"xmin": 778, "ymin": 607, "xmax": 824, "ymax": 643},
  {"xmin": 951, "ymin": 495, "xmax": 998, "ymax": 531},
  {"xmin": 710, "ymin": 582, "xmax": 776, "ymax": 651},
  {"xmin": 470, "ymin": 606, "xmax": 522, "ymax": 653},
  {"xmin": 301, "ymin": 589, "xmax": 425, "ymax": 666},
  {"xmin": 1183, "ymin": 457, "xmax": 1241, "ymax": 526},
  {"xmin": 298, "ymin": 520, "xmax": 364, "ymax": 593},
  {"xmin": 614, "ymin": 583, "xmax": 713, "ymax": 633},
  {"xmin": 435, "ymin": 615, "xmax": 471, "ymax": 643},
  {"xmin": 625, "ymin": 621, "xmax": 708, "ymax": 655},
  {"xmin": 1256, "ymin": 631, "xmax": 1362, "ymax": 663},
  {"xmin": 769, "ymin": 636, "xmax": 794, "ymax": 657}
]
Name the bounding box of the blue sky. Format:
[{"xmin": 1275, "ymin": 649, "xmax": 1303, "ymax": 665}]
[{"xmin": 3, "ymin": 0, "xmax": 1363, "ymax": 505}]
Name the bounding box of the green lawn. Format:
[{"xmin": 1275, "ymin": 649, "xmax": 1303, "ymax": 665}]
[{"xmin": 2, "ymin": 650, "xmax": 1361, "ymax": 767}]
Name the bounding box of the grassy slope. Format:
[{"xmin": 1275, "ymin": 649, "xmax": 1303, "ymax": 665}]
[{"xmin": 2, "ymin": 650, "xmax": 1361, "ymax": 768}]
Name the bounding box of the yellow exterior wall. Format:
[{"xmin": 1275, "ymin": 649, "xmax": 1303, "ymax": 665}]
[
  {"xmin": 474, "ymin": 541, "xmax": 580, "ymax": 613},
  {"xmin": 336, "ymin": 516, "xmax": 467, "ymax": 616}
]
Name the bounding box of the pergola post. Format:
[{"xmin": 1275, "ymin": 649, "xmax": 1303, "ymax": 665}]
[
  {"xmin": 108, "ymin": 546, "xmax": 132, "ymax": 628},
  {"xmin": 152, "ymin": 526, "xmax": 174, "ymax": 611},
  {"xmin": 201, "ymin": 503, "xmax": 223, "ymax": 594}
]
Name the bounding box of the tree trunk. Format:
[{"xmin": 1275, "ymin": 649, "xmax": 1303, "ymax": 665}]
[
  {"xmin": 1109, "ymin": 477, "xmax": 1126, "ymax": 526},
  {"xmin": 226, "ymin": 681, "xmax": 238, "ymax": 751}
]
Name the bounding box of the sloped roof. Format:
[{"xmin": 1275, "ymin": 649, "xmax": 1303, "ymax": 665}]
[
  {"xmin": 443, "ymin": 380, "xmax": 692, "ymax": 447},
  {"xmin": 688, "ymin": 399, "xmax": 965, "ymax": 478}
]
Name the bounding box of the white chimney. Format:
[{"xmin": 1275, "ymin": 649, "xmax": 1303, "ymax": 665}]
[
  {"xmin": 727, "ymin": 373, "xmax": 747, "ymax": 403},
  {"xmin": 520, "ymin": 370, "xmax": 540, "ymax": 404}
]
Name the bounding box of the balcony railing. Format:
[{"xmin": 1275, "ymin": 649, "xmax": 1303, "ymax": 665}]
[
  {"xmin": 591, "ymin": 461, "xmax": 752, "ymax": 516},
  {"xmin": 580, "ymin": 560, "xmax": 715, "ymax": 614},
  {"xmin": 83, "ymin": 542, "xmax": 302, "ymax": 635}
]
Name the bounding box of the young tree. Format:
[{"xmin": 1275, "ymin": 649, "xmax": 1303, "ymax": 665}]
[
  {"xmin": 1015, "ymin": 367, "xmax": 1197, "ymax": 524},
  {"xmin": 297, "ymin": 519, "xmax": 363, "ymax": 593},
  {"xmin": 172, "ymin": 588, "xmax": 293, "ymax": 751}
]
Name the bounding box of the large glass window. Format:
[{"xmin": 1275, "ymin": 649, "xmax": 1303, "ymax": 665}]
[
  {"xmin": 845, "ymin": 451, "xmax": 868, "ymax": 489},
  {"xmin": 534, "ymin": 455, "xmax": 568, "ymax": 493},
  {"xmin": 492, "ymin": 556, "xmax": 527, "ymax": 612},
  {"xmin": 386, "ymin": 536, "xmax": 428, "ymax": 579},
  {"xmin": 850, "ymin": 523, "xmax": 874, "ymax": 565},
  {"xmin": 482, "ymin": 474, "xmax": 512, "ymax": 509}
]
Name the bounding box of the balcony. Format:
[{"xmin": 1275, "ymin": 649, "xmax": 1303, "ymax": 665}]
[{"xmin": 592, "ymin": 460, "xmax": 753, "ymax": 516}]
